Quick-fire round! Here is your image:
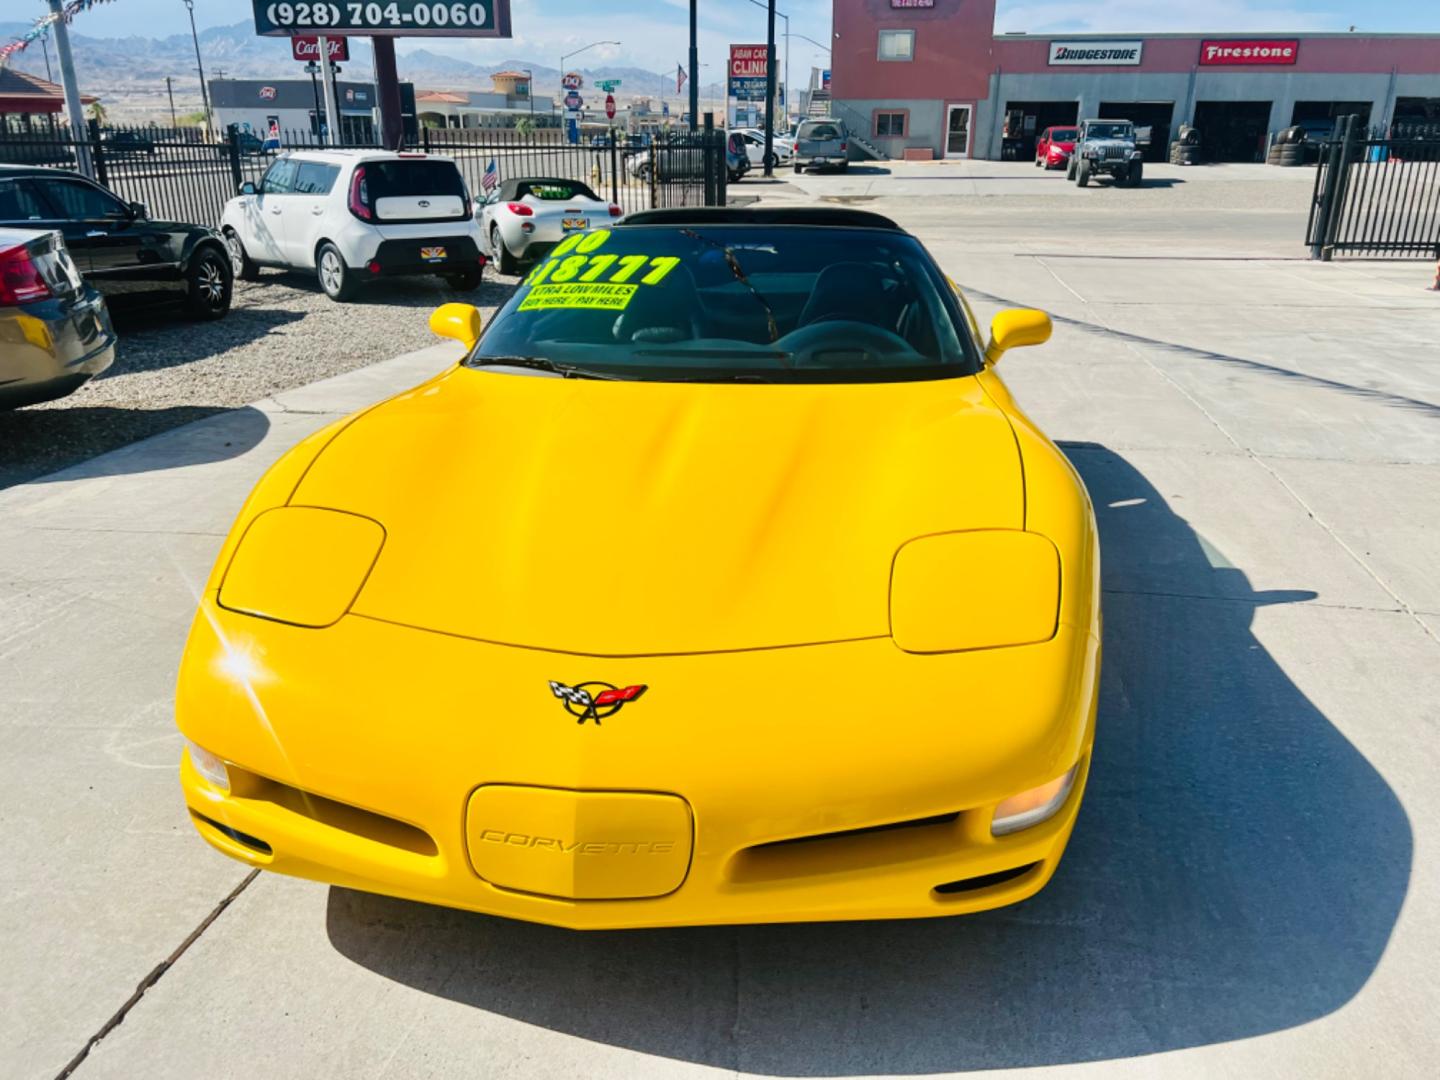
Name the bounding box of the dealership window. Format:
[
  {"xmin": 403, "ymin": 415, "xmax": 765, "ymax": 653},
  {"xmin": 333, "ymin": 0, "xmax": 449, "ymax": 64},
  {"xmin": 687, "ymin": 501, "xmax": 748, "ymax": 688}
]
[
  {"xmin": 878, "ymin": 29, "xmax": 915, "ymax": 61},
  {"xmin": 875, "ymin": 111, "xmax": 907, "ymax": 137}
]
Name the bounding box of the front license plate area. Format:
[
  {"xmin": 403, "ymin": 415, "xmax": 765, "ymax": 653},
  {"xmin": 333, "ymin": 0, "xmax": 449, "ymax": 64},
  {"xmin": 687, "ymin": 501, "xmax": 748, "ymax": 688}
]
[
  {"xmin": 420, "ymin": 246, "xmax": 447, "ymax": 262},
  {"xmin": 562, "ymin": 217, "xmax": 589, "ymax": 231}
]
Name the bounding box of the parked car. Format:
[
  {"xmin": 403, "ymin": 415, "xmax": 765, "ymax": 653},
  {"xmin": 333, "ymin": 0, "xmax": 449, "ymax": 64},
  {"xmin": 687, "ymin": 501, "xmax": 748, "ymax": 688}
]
[
  {"xmin": 0, "ymin": 227, "xmax": 116, "ymax": 409},
  {"xmin": 734, "ymin": 128, "xmax": 793, "ymax": 168},
  {"xmin": 220, "ymin": 150, "xmax": 486, "ymax": 302},
  {"xmin": 479, "ymin": 177, "xmax": 621, "ymax": 274},
  {"xmin": 1066, "ymin": 120, "xmax": 1145, "ymax": 187},
  {"xmin": 793, "ymin": 118, "xmax": 849, "ymax": 173},
  {"xmin": 629, "ymin": 135, "xmax": 748, "ymax": 184},
  {"xmin": 173, "ymin": 207, "xmax": 1099, "ymax": 927},
  {"xmin": 100, "ymin": 130, "xmax": 157, "ymax": 157},
  {"xmin": 0, "ymin": 164, "xmax": 233, "ymax": 319},
  {"xmin": 1034, "ymin": 126, "xmax": 1078, "ymax": 169}
]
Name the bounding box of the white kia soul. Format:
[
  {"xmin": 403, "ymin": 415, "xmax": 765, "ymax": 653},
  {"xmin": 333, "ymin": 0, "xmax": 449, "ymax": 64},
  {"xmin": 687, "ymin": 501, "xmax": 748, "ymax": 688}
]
[{"xmin": 220, "ymin": 150, "xmax": 487, "ymax": 302}]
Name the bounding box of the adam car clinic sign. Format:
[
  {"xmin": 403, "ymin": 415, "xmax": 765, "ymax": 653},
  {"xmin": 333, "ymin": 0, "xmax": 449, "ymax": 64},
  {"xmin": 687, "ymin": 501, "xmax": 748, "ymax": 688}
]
[
  {"xmin": 252, "ymin": 1, "xmax": 512, "ymax": 37},
  {"xmin": 1200, "ymin": 39, "xmax": 1300, "ymax": 66},
  {"xmin": 729, "ymin": 43, "xmax": 769, "ymax": 102},
  {"xmin": 1048, "ymin": 41, "xmax": 1143, "ymax": 66}
]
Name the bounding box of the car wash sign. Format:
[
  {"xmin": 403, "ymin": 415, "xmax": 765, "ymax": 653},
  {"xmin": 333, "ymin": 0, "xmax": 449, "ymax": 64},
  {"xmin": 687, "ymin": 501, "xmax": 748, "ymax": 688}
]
[
  {"xmin": 1199, "ymin": 39, "xmax": 1300, "ymax": 66},
  {"xmin": 253, "ymin": 1, "xmax": 511, "ymax": 37},
  {"xmin": 1048, "ymin": 40, "xmax": 1144, "ymax": 66}
]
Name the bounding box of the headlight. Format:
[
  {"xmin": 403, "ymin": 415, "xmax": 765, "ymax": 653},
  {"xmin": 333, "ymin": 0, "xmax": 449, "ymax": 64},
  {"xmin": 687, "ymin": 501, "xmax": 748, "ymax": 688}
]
[
  {"xmin": 889, "ymin": 530, "xmax": 1060, "ymax": 653},
  {"xmin": 218, "ymin": 506, "xmax": 385, "ymax": 628},
  {"xmin": 186, "ymin": 739, "xmax": 230, "ymax": 793},
  {"xmin": 991, "ymin": 764, "xmax": 1078, "ymax": 836}
]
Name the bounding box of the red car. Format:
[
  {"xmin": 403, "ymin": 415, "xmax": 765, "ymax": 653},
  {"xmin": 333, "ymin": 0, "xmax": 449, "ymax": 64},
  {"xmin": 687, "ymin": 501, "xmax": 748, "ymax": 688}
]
[{"xmin": 1035, "ymin": 126, "xmax": 1078, "ymax": 169}]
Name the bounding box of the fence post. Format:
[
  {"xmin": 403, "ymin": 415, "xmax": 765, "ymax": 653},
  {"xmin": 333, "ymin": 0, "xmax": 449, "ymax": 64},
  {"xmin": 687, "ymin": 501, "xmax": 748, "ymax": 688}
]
[
  {"xmin": 1310, "ymin": 116, "xmax": 1347, "ymax": 260},
  {"xmin": 702, "ymin": 112, "xmax": 717, "ymax": 207},
  {"xmin": 609, "ymin": 127, "xmax": 620, "ymax": 205},
  {"xmin": 225, "ymin": 124, "xmax": 244, "ymax": 194},
  {"xmin": 1319, "ymin": 114, "xmax": 1361, "ymax": 262},
  {"xmin": 87, "ymin": 117, "xmax": 108, "ymax": 187}
]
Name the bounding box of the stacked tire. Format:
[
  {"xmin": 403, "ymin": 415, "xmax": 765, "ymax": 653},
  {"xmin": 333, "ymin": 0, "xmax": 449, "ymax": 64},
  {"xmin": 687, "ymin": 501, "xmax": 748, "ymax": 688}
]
[
  {"xmin": 1169, "ymin": 141, "xmax": 1201, "ymax": 166},
  {"xmin": 1267, "ymin": 125, "xmax": 1306, "ymax": 167}
]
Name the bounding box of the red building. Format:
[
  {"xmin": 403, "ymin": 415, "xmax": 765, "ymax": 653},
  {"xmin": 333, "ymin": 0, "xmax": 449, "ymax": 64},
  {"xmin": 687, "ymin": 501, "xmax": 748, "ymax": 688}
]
[
  {"xmin": 0, "ymin": 68, "xmax": 96, "ymax": 134},
  {"xmin": 831, "ymin": 0, "xmax": 1440, "ymax": 161}
]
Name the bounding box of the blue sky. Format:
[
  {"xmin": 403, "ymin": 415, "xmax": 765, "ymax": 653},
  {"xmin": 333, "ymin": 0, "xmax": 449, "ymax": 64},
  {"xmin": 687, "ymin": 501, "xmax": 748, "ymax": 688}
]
[{"xmin": 16, "ymin": 0, "xmax": 1440, "ymax": 77}]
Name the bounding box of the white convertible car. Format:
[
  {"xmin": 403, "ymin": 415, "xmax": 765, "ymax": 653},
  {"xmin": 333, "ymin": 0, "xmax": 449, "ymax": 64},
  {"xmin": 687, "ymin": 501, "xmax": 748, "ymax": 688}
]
[{"xmin": 477, "ymin": 177, "xmax": 621, "ymax": 274}]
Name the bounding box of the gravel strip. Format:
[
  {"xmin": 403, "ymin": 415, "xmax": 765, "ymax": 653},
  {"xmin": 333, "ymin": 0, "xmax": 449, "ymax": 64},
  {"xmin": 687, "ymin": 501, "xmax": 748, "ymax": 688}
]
[{"xmin": 0, "ymin": 268, "xmax": 519, "ymax": 490}]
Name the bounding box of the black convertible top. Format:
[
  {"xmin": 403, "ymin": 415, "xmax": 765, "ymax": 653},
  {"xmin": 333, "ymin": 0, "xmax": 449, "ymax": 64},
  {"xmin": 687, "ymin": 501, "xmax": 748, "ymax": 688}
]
[
  {"xmin": 495, "ymin": 177, "xmax": 601, "ymax": 202},
  {"xmin": 619, "ymin": 206, "xmax": 903, "ymax": 231}
]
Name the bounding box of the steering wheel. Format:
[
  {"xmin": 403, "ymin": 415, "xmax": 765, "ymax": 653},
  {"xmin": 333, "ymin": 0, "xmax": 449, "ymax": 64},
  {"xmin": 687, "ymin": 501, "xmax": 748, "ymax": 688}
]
[{"xmin": 779, "ymin": 319, "xmax": 918, "ymax": 367}]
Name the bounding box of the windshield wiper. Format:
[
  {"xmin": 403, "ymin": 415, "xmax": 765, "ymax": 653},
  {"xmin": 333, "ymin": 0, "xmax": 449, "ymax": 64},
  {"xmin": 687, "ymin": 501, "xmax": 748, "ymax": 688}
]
[
  {"xmin": 472, "ymin": 356, "xmax": 624, "ymax": 380},
  {"xmin": 680, "ymin": 228, "xmax": 788, "ymax": 363}
]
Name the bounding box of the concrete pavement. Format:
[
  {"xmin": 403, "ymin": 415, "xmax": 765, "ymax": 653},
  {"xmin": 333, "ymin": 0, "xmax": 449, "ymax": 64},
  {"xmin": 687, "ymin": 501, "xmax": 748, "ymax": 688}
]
[{"xmin": 2, "ymin": 172, "xmax": 1438, "ymax": 1079}]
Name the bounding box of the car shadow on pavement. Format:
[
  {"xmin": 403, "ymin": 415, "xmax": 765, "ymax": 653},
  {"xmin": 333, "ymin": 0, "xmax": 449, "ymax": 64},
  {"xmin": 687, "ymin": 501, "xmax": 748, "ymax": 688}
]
[
  {"xmin": 104, "ymin": 306, "xmax": 309, "ymax": 375},
  {"xmin": 324, "ymin": 443, "xmax": 1410, "ymax": 1072},
  {"xmin": 0, "ymin": 405, "xmax": 270, "ymax": 491}
]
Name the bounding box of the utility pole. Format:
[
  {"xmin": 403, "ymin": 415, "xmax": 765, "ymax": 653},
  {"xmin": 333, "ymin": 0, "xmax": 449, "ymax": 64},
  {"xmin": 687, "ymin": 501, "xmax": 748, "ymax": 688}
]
[
  {"xmin": 318, "ymin": 37, "xmax": 342, "ymax": 145},
  {"xmin": 47, "ymin": 0, "xmax": 92, "ymax": 177},
  {"xmin": 182, "ymin": 0, "xmax": 212, "ymax": 138},
  {"xmin": 304, "ymin": 61, "xmax": 322, "ymax": 135},
  {"xmin": 763, "ymin": 0, "xmax": 777, "ymax": 175},
  {"xmin": 372, "ymin": 36, "xmax": 404, "ymax": 149},
  {"xmin": 41, "ymin": 33, "xmax": 54, "ymax": 82},
  {"xmin": 166, "ymin": 75, "xmax": 177, "ymax": 127},
  {"xmin": 688, "ymin": 0, "xmax": 698, "ymax": 130}
]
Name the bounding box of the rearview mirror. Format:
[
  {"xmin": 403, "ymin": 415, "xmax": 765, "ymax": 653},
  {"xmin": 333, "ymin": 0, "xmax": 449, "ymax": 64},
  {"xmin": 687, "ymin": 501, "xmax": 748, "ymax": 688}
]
[
  {"xmin": 128, "ymin": 201, "xmax": 148, "ymax": 220},
  {"xmin": 984, "ymin": 308, "xmax": 1052, "ymax": 365},
  {"xmin": 429, "ymin": 303, "xmax": 483, "ymax": 350},
  {"xmin": 238, "ymin": 181, "xmax": 257, "ymax": 196}
]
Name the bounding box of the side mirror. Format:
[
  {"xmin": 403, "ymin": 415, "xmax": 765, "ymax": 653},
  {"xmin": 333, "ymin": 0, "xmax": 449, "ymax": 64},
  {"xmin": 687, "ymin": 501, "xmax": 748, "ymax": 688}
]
[
  {"xmin": 429, "ymin": 303, "xmax": 483, "ymax": 350},
  {"xmin": 239, "ymin": 181, "xmax": 257, "ymax": 196},
  {"xmin": 984, "ymin": 308, "xmax": 1052, "ymax": 365},
  {"xmin": 128, "ymin": 201, "xmax": 148, "ymax": 220}
]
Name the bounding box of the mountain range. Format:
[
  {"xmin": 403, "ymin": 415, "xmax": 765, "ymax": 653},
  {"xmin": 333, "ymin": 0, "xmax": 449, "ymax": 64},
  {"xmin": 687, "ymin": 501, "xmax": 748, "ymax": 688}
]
[{"xmin": 2, "ymin": 20, "xmax": 726, "ymax": 121}]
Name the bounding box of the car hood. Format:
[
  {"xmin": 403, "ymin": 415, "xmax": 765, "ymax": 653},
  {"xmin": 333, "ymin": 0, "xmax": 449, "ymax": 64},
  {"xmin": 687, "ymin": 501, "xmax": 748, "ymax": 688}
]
[{"xmin": 291, "ymin": 365, "xmax": 1023, "ymax": 655}]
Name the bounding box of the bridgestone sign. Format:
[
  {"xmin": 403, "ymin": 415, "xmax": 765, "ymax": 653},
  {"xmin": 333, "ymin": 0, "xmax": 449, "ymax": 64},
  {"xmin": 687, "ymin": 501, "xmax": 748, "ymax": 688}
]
[{"xmin": 1048, "ymin": 41, "xmax": 1144, "ymax": 66}]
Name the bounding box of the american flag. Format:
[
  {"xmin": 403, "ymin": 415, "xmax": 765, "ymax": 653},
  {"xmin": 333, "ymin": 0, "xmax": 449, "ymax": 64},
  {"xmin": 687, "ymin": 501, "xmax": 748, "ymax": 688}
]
[
  {"xmin": 676, "ymin": 63, "xmax": 687, "ymax": 93},
  {"xmin": 481, "ymin": 159, "xmax": 499, "ymax": 193}
]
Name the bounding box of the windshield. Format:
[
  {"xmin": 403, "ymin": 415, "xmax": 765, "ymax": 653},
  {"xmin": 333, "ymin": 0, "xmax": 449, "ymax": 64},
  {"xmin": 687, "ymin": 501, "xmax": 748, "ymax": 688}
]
[
  {"xmin": 1085, "ymin": 123, "xmax": 1133, "ymax": 140},
  {"xmin": 514, "ymin": 179, "xmax": 598, "ymax": 201},
  {"xmin": 469, "ymin": 225, "xmax": 978, "ymax": 382},
  {"xmin": 1051, "ymin": 128, "xmax": 1078, "ymax": 141},
  {"xmin": 799, "ymin": 122, "xmax": 843, "ymax": 141}
]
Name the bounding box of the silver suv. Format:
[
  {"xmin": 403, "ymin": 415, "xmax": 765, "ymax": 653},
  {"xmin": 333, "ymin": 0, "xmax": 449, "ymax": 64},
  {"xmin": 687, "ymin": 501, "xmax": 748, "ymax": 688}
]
[
  {"xmin": 794, "ymin": 118, "xmax": 849, "ymax": 173},
  {"xmin": 1067, "ymin": 120, "xmax": 1145, "ymax": 187}
]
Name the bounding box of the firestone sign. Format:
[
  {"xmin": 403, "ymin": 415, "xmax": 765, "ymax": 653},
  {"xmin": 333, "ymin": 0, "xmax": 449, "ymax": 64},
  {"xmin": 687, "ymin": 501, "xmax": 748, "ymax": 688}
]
[
  {"xmin": 1048, "ymin": 41, "xmax": 1144, "ymax": 66},
  {"xmin": 1199, "ymin": 39, "xmax": 1300, "ymax": 66}
]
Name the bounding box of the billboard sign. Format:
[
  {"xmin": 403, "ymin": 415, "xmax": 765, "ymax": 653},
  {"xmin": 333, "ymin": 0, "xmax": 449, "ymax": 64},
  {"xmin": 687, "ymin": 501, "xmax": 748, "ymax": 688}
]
[
  {"xmin": 1199, "ymin": 39, "xmax": 1299, "ymax": 66},
  {"xmin": 561, "ymin": 71, "xmax": 584, "ymax": 90},
  {"xmin": 291, "ymin": 36, "xmax": 349, "ymax": 62},
  {"xmin": 729, "ymin": 44, "xmax": 769, "ymax": 79},
  {"xmin": 729, "ymin": 76, "xmax": 767, "ymax": 101},
  {"xmin": 1047, "ymin": 40, "xmax": 1144, "ymax": 66},
  {"xmin": 252, "ymin": 1, "xmax": 512, "ymax": 37}
]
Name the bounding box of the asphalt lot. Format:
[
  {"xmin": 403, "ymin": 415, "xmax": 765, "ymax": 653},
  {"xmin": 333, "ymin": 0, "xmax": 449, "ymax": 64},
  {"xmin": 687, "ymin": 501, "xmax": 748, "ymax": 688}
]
[{"xmin": 3, "ymin": 159, "xmax": 1438, "ymax": 1079}]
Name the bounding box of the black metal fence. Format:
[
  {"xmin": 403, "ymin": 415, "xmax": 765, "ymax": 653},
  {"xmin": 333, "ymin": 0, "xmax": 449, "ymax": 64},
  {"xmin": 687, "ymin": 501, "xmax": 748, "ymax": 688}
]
[
  {"xmin": 1307, "ymin": 114, "xmax": 1440, "ymax": 260},
  {"xmin": 0, "ymin": 121, "xmax": 728, "ymax": 229}
]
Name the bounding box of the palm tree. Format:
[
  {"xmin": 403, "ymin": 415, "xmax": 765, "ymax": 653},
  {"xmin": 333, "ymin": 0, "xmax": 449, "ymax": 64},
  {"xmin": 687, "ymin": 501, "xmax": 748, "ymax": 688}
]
[
  {"xmin": 88, "ymin": 100, "xmax": 108, "ymax": 126},
  {"xmin": 515, "ymin": 116, "xmax": 535, "ymax": 136}
]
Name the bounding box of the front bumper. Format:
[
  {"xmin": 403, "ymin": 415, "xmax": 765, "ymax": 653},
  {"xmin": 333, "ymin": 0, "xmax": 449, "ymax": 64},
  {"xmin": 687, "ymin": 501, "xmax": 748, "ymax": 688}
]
[
  {"xmin": 178, "ymin": 606, "xmax": 1099, "ymax": 928},
  {"xmin": 0, "ymin": 287, "xmax": 116, "ymax": 409}
]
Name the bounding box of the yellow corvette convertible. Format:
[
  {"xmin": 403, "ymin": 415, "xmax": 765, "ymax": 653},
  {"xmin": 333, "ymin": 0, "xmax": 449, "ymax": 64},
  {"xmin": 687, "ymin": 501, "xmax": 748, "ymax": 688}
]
[{"xmin": 176, "ymin": 208, "xmax": 1100, "ymax": 928}]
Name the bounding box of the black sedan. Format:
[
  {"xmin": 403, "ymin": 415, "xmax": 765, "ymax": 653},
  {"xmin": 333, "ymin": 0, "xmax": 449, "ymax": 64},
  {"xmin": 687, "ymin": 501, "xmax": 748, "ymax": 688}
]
[{"xmin": 0, "ymin": 164, "xmax": 232, "ymax": 320}]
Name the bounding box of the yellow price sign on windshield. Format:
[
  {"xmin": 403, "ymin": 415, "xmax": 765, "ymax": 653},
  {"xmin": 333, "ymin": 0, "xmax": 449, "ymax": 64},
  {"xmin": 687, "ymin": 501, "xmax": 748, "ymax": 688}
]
[{"xmin": 522, "ymin": 228, "xmax": 682, "ymax": 306}]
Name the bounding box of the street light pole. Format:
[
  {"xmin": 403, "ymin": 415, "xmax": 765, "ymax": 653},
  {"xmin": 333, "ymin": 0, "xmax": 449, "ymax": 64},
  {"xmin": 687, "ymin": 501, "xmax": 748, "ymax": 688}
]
[
  {"xmin": 688, "ymin": 0, "xmax": 698, "ymax": 130},
  {"xmin": 181, "ymin": 0, "xmax": 212, "ymax": 138},
  {"xmin": 47, "ymin": 0, "xmax": 92, "ymax": 177},
  {"xmin": 558, "ymin": 41, "xmax": 620, "ymax": 140},
  {"xmin": 763, "ymin": 0, "xmax": 777, "ymax": 175}
]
